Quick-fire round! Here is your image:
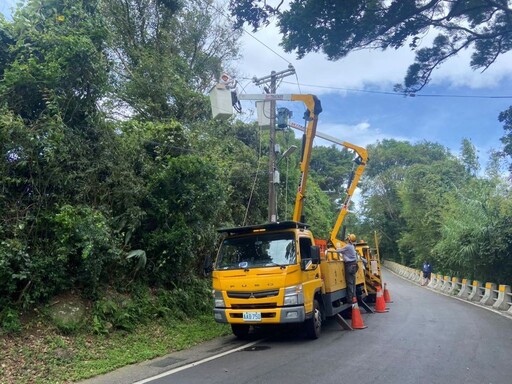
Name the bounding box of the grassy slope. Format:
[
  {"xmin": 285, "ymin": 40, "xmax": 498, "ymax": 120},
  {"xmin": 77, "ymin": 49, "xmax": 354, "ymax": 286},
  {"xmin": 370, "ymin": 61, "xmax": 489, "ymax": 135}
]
[{"xmin": 0, "ymin": 315, "xmax": 231, "ymax": 384}]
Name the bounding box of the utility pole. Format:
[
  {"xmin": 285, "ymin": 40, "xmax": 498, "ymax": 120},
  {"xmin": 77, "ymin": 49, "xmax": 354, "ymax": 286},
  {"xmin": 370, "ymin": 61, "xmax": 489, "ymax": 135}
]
[{"xmin": 253, "ymin": 65, "xmax": 295, "ymax": 222}]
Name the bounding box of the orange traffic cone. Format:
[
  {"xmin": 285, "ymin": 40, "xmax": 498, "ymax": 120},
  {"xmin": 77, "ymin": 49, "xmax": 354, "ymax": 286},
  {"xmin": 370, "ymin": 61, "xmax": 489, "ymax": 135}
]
[
  {"xmin": 375, "ymin": 286, "xmax": 389, "ymax": 313},
  {"xmin": 351, "ymin": 297, "xmax": 367, "ymax": 329},
  {"xmin": 383, "ymin": 283, "xmax": 393, "ymax": 303}
]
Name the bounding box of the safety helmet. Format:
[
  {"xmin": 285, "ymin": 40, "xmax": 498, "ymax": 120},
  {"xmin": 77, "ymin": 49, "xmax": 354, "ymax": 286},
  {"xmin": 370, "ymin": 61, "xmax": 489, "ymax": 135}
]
[{"xmin": 346, "ymin": 233, "xmax": 356, "ymax": 243}]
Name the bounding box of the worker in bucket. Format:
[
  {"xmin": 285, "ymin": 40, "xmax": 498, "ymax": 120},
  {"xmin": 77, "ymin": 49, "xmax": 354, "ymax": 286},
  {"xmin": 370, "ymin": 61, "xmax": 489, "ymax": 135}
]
[{"xmin": 336, "ymin": 234, "xmax": 359, "ymax": 303}]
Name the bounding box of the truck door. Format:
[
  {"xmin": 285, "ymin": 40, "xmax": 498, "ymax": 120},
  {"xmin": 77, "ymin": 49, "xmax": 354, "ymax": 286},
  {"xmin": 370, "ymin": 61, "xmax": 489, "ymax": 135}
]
[{"xmin": 299, "ymin": 237, "xmax": 320, "ymax": 315}]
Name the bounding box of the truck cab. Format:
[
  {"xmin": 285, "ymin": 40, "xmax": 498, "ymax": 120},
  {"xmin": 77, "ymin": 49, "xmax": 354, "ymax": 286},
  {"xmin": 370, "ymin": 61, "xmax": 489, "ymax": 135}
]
[{"xmin": 212, "ymin": 221, "xmax": 323, "ymax": 339}]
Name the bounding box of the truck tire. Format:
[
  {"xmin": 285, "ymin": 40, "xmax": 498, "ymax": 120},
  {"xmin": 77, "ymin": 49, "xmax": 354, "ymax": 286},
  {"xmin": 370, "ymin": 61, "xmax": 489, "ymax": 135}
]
[
  {"xmin": 305, "ymin": 299, "xmax": 322, "ymax": 339},
  {"xmin": 231, "ymin": 324, "xmax": 250, "ymax": 339}
]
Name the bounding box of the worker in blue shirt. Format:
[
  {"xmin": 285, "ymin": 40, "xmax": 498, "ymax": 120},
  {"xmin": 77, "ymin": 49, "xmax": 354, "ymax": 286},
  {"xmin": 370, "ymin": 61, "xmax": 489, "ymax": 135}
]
[
  {"xmin": 422, "ymin": 261, "xmax": 432, "ymax": 286},
  {"xmin": 337, "ymin": 234, "xmax": 359, "ymax": 303}
]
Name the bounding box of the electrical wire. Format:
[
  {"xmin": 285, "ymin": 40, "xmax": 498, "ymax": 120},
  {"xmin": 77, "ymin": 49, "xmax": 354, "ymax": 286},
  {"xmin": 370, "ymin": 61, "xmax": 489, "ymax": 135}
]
[
  {"xmin": 205, "ymin": 1, "xmax": 512, "ymax": 102},
  {"xmin": 241, "ymin": 29, "xmax": 292, "ymax": 65},
  {"xmin": 243, "ymin": 124, "xmax": 265, "ymax": 226},
  {"xmin": 206, "ymin": 0, "xmax": 292, "ymax": 65},
  {"xmin": 294, "ymin": 72, "xmax": 302, "ymax": 94},
  {"xmin": 281, "ymin": 80, "xmax": 512, "ymax": 99}
]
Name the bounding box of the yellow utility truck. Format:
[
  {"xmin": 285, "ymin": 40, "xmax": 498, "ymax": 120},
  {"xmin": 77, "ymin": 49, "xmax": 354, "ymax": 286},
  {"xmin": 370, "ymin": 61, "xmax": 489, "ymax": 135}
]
[
  {"xmin": 355, "ymin": 233, "xmax": 383, "ymax": 302},
  {"xmin": 208, "ymin": 93, "xmax": 368, "ymax": 339}
]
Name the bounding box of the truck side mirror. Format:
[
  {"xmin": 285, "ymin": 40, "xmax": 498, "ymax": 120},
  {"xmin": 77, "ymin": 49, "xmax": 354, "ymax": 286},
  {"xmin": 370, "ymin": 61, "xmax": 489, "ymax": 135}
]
[
  {"xmin": 310, "ymin": 246, "xmax": 320, "ymax": 264},
  {"xmin": 203, "ymin": 256, "xmax": 214, "ymax": 277},
  {"xmin": 301, "ymin": 246, "xmax": 321, "ymax": 270}
]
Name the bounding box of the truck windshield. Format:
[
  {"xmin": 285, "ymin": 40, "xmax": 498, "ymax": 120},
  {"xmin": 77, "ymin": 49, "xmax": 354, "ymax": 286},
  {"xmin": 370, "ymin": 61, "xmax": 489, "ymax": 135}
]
[{"xmin": 216, "ymin": 232, "xmax": 296, "ymax": 270}]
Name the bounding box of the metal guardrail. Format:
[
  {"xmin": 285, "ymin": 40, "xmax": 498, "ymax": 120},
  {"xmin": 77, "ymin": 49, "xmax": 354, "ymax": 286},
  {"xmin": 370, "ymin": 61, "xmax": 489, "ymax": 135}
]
[{"xmin": 384, "ymin": 261, "xmax": 512, "ymax": 315}]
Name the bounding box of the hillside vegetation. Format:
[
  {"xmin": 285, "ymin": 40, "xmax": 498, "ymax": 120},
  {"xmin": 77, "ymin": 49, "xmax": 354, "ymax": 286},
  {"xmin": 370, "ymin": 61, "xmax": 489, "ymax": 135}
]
[{"xmin": 1, "ymin": 1, "xmax": 512, "ymax": 381}]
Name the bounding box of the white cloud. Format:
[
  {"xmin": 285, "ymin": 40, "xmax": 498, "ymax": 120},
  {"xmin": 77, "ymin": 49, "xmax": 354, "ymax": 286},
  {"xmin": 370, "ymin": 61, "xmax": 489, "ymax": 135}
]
[
  {"xmin": 314, "ymin": 121, "xmax": 415, "ymax": 149},
  {"xmin": 430, "ymin": 49, "xmax": 512, "ymax": 89},
  {"xmin": 238, "ymin": 24, "xmax": 412, "ymax": 94},
  {"xmin": 238, "ymin": 22, "xmax": 512, "ymax": 94}
]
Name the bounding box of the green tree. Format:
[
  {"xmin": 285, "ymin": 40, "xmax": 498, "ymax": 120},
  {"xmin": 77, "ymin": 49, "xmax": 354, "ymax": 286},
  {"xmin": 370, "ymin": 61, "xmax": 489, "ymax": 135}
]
[
  {"xmin": 485, "ymin": 149, "xmax": 505, "ymax": 179},
  {"xmin": 360, "ymin": 139, "xmax": 450, "ymax": 260},
  {"xmin": 189, "ymin": 119, "xmax": 269, "ymax": 227},
  {"xmin": 433, "ymin": 178, "xmax": 512, "ymax": 282},
  {"xmin": 459, "ymin": 138, "xmax": 479, "ymax": 176},
  {"xmin": 102, "ymin": 0, "xmax": 241, "ymax": 122},
  {"xmin": 1, "ymin": 0, "xmax": 108, "ymax": 123},
  {"xmin": 398, "ymin": 158, "xmax": 467, "ymax": 266},
  {"xmin": 0, "ymin": 0, "xmax": 120, "ymax": 305},
  {"xmin": 498, "ymin": 106, "xmax": 512, "ymax": 170},
  {"xmin": 309, "ymin": 145, "xmax": 355, "ymax": 208},
  {"xmin": 230, "ymin": 0, "xmax": 512, "ymax": 93}
]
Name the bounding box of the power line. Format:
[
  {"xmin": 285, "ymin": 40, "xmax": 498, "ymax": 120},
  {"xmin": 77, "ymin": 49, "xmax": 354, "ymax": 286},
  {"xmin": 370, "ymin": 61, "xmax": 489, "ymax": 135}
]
[
  {"xmin": 411, "ymin": 93, "xmax": 512, "ymax": 99},
  {"xmin": 282, "ymin": 80, "xmax": 400, "ymax": 95},
  {"xmin": 281, "ymin": 80, "xmax": 512, "ymax": 99},
  {"xmin": 207, "ymin": 1, "xmax": 291, "ymax": 65},
  {"xmin": 294, "ymin": 72, "xmax": 302, "ymax": 94},
  {"xmin": 206, "ymin": 3, "xmax": 512, "ymax": 101},
  {"xmin": 241, "ymin": 30, "xmax": 291, "ymax": 65}
]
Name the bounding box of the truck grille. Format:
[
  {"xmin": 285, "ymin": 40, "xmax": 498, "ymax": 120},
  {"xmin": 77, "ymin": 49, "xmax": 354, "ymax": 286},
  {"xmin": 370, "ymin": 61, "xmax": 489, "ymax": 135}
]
[
  {"xmin": 231, "ymin": 303, "xmax": 277, "ymax": 309},
  {"xmin": 227, "ymin": 290, "xmax": 279, "ymax": 299}
]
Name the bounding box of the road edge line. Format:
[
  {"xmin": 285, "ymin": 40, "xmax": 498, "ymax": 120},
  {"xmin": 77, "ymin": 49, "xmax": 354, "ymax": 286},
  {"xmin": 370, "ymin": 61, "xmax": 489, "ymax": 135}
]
[{"xmin": 132, "ymin": 339, "xmax": 263, "ymax": 384}]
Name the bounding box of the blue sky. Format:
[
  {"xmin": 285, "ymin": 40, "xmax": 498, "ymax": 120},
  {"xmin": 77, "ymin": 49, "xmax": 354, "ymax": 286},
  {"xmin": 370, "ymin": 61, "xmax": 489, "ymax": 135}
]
[
  {"xmin": 2, "ymin": 0, "xmax": 512, "ymax": 171},
  {"xmin": 235, "ymin": 20, "xmax": 512, "ymax": 172}
]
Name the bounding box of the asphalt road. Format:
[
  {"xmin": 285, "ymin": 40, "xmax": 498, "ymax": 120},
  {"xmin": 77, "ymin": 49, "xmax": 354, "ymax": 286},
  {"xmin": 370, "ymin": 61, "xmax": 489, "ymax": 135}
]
[{"xmin": 81, "ymin": 269, "xmax": 512, "ymax": 384}]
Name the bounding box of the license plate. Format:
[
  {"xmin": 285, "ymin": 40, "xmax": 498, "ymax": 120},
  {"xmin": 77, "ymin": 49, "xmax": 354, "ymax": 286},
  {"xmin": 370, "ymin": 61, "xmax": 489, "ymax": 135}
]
[{"xmin": 243, "ymin": 312, "xmax": 261, "ymax": 322}]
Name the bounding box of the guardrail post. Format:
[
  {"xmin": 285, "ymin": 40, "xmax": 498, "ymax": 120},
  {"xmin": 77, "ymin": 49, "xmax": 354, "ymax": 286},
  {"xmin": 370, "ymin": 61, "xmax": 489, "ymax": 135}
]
[
  {"xmin": 468, "ymin": 281, "xmax": 482, "ymax": 302},
  {"xmin": 480, "ymin": 282, "xmax": 497, "ymax": 306},
  {"xmin": 447, "ymin": 277, "xmax": 460, "ymax": 295},
  {"xmin": 385, "ymin": 261, "xmax": 511, "ymax": 312},
  {"xmin": 457, "ymin": 279, "xmax": 471, "ymax": 299},
  {"xmin": 429, "ymin": 274, "xmax": 437, "ymax": 288},
  {"xmin": 428, "ymin": 274, "xmax": 437, "ymax": 288},
  {"xmin": 434, "ymin": 275, "xmax": 445, "ymax": 290},
  {"xmin": 492, "ymin": 285, "xmax": 511, "ymax": 311},
  {"xmin": 441, "ymin": 276, "xmax": 451, "ymax": 293}
]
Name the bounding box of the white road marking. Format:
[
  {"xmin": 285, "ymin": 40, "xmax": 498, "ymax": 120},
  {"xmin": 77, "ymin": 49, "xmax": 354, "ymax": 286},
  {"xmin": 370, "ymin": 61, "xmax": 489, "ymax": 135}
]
[{"xmin": 133, "ymin": 339, "xmax": 262, "ymax": 384}]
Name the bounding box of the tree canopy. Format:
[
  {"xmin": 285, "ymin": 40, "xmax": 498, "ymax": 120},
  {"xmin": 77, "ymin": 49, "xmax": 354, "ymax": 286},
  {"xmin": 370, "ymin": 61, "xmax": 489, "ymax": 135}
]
[
  {"xmin": 2, "ymin": 0, "xmax": 512, "ymax": 328},
  {"xmin": 230, "ymin": 0, "xmax": 512, "ymax": 171},
  {"xmin": 230, "ymin": 0, "xmax": 512, "ymax": 93}
]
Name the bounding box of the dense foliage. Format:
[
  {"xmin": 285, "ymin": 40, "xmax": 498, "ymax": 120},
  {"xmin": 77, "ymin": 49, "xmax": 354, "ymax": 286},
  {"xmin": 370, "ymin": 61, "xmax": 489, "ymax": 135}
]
[
  {"xmin": 230, "ymin": 1, "xmax": 512, "ymax": 172},
  {"xmin": 230, "ymin": 0, "xmax": 512, "ymax": 92},
  {"xmin": 0, "ymin": 0, "xmax": 349, "ymax": 318},
  {"xmin": 358, "ymin": 139, "xmax": 512, "ymax": 284},
  {"xmin": 1, "ymin": 1, "xmax": 512, "ymax": 334}
]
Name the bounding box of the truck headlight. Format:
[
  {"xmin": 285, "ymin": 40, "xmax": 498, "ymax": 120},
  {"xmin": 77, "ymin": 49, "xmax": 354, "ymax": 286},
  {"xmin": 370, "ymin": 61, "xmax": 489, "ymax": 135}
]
[
  {"xmin": 213, "ymin": 290, "xmax": 225, "ymax": 308},
  {"xmin": 284, "ymin": 284, "xmax": 304, "ymax": 306}
]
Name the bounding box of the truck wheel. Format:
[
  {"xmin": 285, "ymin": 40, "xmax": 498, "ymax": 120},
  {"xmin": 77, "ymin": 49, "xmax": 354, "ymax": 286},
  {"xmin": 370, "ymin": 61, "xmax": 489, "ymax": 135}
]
[
  {"xmin": 305, "ymin": 299, "xmax": 321, "ymax": 339},
  {"xmin": 231, "ymin": 324, "xmax": 250, "ymax": 339}
]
